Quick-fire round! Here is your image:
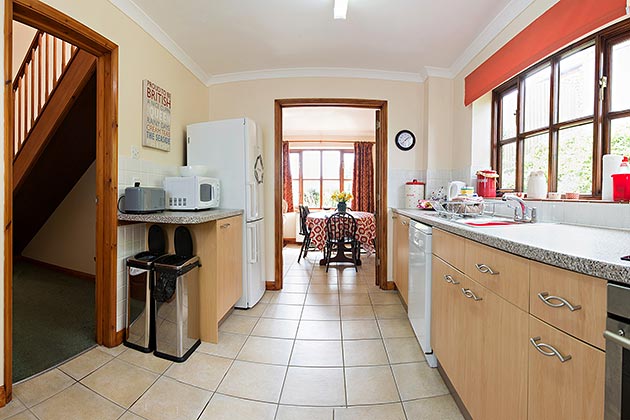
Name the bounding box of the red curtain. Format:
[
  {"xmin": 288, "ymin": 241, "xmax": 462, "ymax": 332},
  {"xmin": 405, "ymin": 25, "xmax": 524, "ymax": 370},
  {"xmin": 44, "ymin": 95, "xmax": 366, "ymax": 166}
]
[
  {"xmin": 352, "ymin": 142, "xmax": 374, "ymax": 213},
  {"xmin": 464, "ymin": 0, "xmax": 627, "ymax": 106},
  {"xmin": 282, "ymin": 142, "xmax": 294, "ymax": 212}
]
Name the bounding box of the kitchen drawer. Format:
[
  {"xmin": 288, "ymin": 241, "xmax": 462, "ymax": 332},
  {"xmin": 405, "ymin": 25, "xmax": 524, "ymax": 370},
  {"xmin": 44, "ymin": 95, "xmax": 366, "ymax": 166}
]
[
  {"xmin": 432, "ymin": 229, "xmax": 465, "ymax": 272},
  {"xmin": 464, "ymin": 240, "xmax": 529, "ymax": 310},
  {"xmin": 530, "ymin": 262, "xmax": 606, "ymax": 350},
  {"xmin": 528, "ymin": 316, "xmax": 605, "ymax": 420}
]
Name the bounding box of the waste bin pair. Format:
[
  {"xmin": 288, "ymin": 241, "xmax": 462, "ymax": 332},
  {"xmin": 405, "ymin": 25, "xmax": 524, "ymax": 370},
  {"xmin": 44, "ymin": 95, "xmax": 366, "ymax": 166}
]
[{"xmin": 124, "ymin": 225, "xmax": 200, "ymax": 362}]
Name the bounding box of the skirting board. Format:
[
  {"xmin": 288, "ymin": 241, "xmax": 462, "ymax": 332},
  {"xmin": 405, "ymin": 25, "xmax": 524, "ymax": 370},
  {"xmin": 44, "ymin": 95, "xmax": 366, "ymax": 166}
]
[{"xmin": 17, "ymin": 256, "xmax": 95, "ymax": 281}]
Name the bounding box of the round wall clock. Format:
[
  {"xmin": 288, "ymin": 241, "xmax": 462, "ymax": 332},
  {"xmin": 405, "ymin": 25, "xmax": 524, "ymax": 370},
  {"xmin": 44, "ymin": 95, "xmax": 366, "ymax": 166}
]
[{"xmin": 395, "ymin": 130, "xmax": 416, "ymax": 151}]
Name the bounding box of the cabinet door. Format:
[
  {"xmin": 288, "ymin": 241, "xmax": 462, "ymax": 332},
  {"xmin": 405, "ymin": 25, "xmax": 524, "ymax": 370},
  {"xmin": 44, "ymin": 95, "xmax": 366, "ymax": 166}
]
[
  {"xmin": 217, "ymin": 216, "xmax": 243, "ymax": 319},
  {"xmin": 528, "ymin": 316, "xmax": 605, "ymax": 420},
  {"xmin": 394, "ymin": 215, "xmax": 409, "ymax": 304}
]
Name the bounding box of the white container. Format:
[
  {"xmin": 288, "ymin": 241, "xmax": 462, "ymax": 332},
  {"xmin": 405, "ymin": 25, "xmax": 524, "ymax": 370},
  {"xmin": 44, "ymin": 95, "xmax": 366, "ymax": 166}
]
[
  {"xmin": 526, "ymin": 171, "xmax": 547, "ymax": 199},
  {"xmin": 602, "ymin": 154, "xmax": 623, "ymax": 201},
  {"xmin": 405, "ymin": 180, "xmax": 425, "ymax": 208},
  {"xmin": 447, "ymin": 181, "xmax": 466, "ymax": 201}
]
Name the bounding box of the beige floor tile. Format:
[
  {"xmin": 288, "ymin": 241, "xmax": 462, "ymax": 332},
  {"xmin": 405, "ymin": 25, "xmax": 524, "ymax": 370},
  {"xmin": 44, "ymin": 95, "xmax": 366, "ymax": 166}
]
[
  {"xmin": 275, "ymin": 293, "xmax": 307, "ymax": 305},
  {"xmin": 345, "ymin": 366, "xmax": 400, "ymax": 405},
  {"xmin": 297, "ymin": 320, "xmax": 342, "ymax": 340},
  {"xmin": 59, "ymin": 348, "xmax": 113, "ymax": 381},
  {"xmin": 30, "ymin": 384, "xmax": 124, "ymax": 420},
  {"xmin": 276, "ymin": 405, "xmax": 333, "ymax": 420},
  {"xmin": 81, "ymin": 359, "xmax": 158, "ymax": 408},
  {"xmin": 130, "ymin": 376, "xmax": 211, "ymax": 420},
  {"xmin": 301, "ymin": 305, "xmax": 340, "ymax": 320},
  {"xmin": 280, "ymin": 367, "xmax": 345, "ymax": 406},
  {"xmin": 117, "ymin": 412, "xmax": 145, "ymax": 420},
  {"xmin": 199, "ymin": 393, "xmax": 277, "ymax": 420},
  {"xmin": 309, "ymin": 277, "xmax": 338, "ymax": 285},
  {"xmin": 340, "ymin": 305, "xmax": 375, "ymax": 320},
  {"xmin": 343, "ymin": 340, "xmax": 389, "ymax": 366},
  {"xmin": 308, "ymin": 284, "xmax": 339, "ymax": 294},
  {"xmin": 260, "ymin": 291, "xmax": 279, "ymax": 303},
  {"xmin": 5, "ymin": 411, "xmax": 38, "ymax": 420},
  {"xmin": 392, "ymin": 362, "xmax": 448, "ymax": 401},
  {"xmin": 369, "ymin": 292, "xmax": 403, "ymax": 305},
  {"xmin": 117, "ymin": 348, "xmax": 172, "ymax": 374},
  {"xmin": 383, "ymin": 337, "xmax": 425, "ymax": 364},
  {"xmin": 339, "ymin": 284, "xmax": 368, "ymax": 294},
  {"xmin": 252, "ymin": 318, "xmax": 299, "ymax": 339},
  {"xmin": 283, "ymin": 276, "xmax": 311, "ymax": 285},
  {"xmin": 97, "ymin": 344, "xmax": 126, "ymax": 357},
  {"xmin": 305, "ymin": 294, "xmax": 340, "ymax": 306},
  {"xmin": 164, "ymin": 352, "xmax": 232, "ymax": 391},
  {"xmin": 0, "ymin": 397, "xmax": 26, "ymax": 420},
  {"xmin": 290, "ymin": 340, "xmax": 343, "ymax": 367},
  {"xmin": 237, "ymin": 336, "xmax": 294, "ymax": 365},
  {"xmin": 233, "ymin": 302, "xmax": 268, "ymax": 317},
  {"xmin": 217, "ymin": 360, "xmax": 286, "ymax": 403},
  {"xmin": 378, "ymin": 319, "xmax": 415, "ymax": 338},
  {"xmin": 403, "ymin": 395, "xmax": 464, "ymax": 419},
  {"xmin": 14, "ymin": 369, "xmax": 74, "ymax": 408},
  {"xmin": 281, "ymin": 284, "xmax": 310, "ymax": 293},
  {"xmin": 262, "ymin": 304, "xmax": 303, "ymax": 320},
  {"xmin": 334, "ymin": 403, "xmax": 405, "ymax": 420},
  {"xmin": 339, "ymin": 294, "xmax": 371, "ymax": 306},
  {"xmin": 197, "ymin": 332, "xmax": 247, "ymax": 358},
  {"xmin": 219, "ymin": 314, "xmax": 259, "ymax": 335},
  {"xmin": 341, "ymin": 320, "xmax": 381, "ymax": 340},
  {"xmin": 374, "ymin": 304, "xmax": 407, "ymax": 319}
]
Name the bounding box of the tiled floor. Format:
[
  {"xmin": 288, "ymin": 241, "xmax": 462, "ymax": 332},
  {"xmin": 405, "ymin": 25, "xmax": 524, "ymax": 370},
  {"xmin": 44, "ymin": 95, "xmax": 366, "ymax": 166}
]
[{"xmin": 0, "ymin": 245, "xmax": 463, "ymax": 420}]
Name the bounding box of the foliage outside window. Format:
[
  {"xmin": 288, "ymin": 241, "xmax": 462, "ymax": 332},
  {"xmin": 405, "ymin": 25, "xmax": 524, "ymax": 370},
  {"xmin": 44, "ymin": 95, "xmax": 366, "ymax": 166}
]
[
  {"xmin": 492, "ymin": 21, "xmax": 630, "ymax": 197},
  {"xmin": 290, "ymin": 149, "xmax": 354, "ymax": 209}
]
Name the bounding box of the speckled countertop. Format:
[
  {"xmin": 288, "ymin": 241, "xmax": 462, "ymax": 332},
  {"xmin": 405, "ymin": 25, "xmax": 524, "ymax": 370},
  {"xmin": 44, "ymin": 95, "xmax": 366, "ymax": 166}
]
[
  {"xmin": 394, "ymin": 208, "xmax": 630, "ymax": 285},
  {"xmin": 118, "ymin": 209, "xmax": 243, "ymax": 224}
]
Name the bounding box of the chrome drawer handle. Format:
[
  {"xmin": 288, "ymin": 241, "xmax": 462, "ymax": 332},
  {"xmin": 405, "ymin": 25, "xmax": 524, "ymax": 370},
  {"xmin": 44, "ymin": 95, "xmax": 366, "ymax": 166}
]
[
  {"xmin": 537, "ymin": 292, "xmax": 581, "ymax": 312},
  {"xmin": 530, "ymin": 336, "xmax": 572, "ymax": 363},
  {"xmin": 443, "ymin": 274, "xmax": 460, "ymax": 285},
  {"xmin": 461, "ymin": 288, "xmax": 482, "ymax": 301},
  {"xmin": 220, "ymin": 223, "xmax": 231, "ymax": 229},
  {"xmin": 475, "ymin": 263, "xmax": 499, "ymax": 275},
  {"xmin": 402, "ymin": 220, "xmax": 408, "ymax": 226}
]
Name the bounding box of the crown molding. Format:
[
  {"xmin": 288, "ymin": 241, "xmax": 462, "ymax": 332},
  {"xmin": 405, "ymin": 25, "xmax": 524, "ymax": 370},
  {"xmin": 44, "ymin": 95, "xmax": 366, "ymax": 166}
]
[
  {"xmin": 423, "ymin": 66, "xmax": 455, "ymax": 79},
  {"xmin": 449, "ymin": 0, "xmax": 537, "ymax": 78},
  {"xmin": 109, "ymin": 0, "xmax": 209, "ymax": 83}
]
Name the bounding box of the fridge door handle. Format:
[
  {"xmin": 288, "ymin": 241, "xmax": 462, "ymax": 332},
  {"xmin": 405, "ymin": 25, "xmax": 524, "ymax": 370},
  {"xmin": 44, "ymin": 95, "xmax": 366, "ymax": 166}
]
[
  {"xmin": 247, "ymin": 183, "xmax": 257, "ymax": 220},
  {"xmin": 249, "ymin": 225, "xmax": 257, "ymax": 264},
  {"xmin": 254, "ymin": 155, "xmax": 264, "ymax": 184}
]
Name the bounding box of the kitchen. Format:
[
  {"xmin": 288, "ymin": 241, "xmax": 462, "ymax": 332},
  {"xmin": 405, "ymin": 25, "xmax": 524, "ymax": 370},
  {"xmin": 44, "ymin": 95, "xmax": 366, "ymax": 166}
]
[{"xmin": 1, "ymin": 0, "xmax": 630, "ymax": 419}]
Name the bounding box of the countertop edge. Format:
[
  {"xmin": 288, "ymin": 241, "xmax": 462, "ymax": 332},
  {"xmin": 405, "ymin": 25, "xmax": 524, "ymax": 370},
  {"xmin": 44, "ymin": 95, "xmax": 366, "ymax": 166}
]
[
  {"xmin": 393, "ymin": 208, "xmax": 630, "ymax": 285},
  {"xmin": 117, "ymin": 209, "xmax": 244, "ymax": 224}
]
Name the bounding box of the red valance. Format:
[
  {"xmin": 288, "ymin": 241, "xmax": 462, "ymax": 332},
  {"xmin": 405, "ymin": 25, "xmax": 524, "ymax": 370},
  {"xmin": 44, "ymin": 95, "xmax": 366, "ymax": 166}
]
[{"xmin": 464, "ymin": 0, "xmax": 628, "ymax": 106}]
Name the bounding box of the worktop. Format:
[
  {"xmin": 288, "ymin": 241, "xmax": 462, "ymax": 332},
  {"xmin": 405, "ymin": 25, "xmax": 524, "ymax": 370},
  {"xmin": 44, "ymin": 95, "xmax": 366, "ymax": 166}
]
[
  {"xmin": 118, "ymin": 208, "xmax": 243, "ymax": 224},
  {"xmin": 394, "ymin": 208, "xmax": 630, "ymax": 284}
]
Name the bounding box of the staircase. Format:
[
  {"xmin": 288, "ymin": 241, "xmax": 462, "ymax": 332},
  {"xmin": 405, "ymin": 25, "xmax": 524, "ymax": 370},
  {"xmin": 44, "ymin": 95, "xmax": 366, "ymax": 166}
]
[{"xmin": 12, "ymin": 31, "xmax": 97, "ymax": 254}]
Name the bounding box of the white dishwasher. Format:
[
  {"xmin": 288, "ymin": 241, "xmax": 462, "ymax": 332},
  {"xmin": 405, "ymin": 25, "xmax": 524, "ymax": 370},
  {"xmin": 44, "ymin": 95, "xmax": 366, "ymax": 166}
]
[{"xmin": 408, "ymin": 221, "xmax": 437, "ymax": 367}]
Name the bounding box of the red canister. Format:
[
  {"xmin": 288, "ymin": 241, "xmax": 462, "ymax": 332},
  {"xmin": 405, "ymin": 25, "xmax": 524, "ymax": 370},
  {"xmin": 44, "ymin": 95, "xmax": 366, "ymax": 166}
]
[
  {"xmin": 476, "ymin": 170, "xmax": 499, "ymax": 198},
  {"xmin": 612, "ymin": 156, "xmax": 630, "ymax": 201}
]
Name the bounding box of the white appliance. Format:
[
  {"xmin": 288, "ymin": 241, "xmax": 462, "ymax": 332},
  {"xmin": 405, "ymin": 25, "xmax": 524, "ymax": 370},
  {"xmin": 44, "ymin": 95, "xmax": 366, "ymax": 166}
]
[
  {"xmin": 163, "ymin": 176, "xmax": 220, "ymax": 210},
  {"xmin": 408, "ymin": 221, "xmax": 437, "ymax": 368},
  {"xmin": 186, "ymin": 118, "xmax": 266, "ymax": 308}
]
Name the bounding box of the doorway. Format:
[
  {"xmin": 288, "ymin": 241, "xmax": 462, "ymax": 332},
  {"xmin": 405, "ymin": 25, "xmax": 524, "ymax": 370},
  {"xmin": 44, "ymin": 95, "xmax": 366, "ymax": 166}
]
[
  {"xmin": 273, "ymin": 99, "xmax": 390, "ymax": 291},
  {"xmin": 4, "ymin": 0, "xmax": 118, "ymax": 403}
]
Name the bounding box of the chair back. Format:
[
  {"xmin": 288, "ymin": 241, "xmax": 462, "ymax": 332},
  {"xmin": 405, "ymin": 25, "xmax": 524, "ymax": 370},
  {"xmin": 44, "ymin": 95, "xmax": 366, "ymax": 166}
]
[
  {"xmin": 325, "ymin": 212, "xmax": 357, "ymax": 242},
  {"xmin": 298, "ymin": 205, "xmax": 310, "ymax": 235}
]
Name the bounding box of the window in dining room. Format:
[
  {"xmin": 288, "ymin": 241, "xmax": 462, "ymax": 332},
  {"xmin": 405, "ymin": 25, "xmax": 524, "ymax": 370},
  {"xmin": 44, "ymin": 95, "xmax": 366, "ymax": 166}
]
[{"xmin": 289, "ymin": 149, "xmax": 354, "ymax": 209}]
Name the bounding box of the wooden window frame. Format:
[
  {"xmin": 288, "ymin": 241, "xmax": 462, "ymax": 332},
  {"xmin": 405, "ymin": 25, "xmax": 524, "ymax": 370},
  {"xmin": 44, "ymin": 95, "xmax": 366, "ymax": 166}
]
[{"xmin": 492, "ymin": 19, "xmax": 630, "ymax": 198}]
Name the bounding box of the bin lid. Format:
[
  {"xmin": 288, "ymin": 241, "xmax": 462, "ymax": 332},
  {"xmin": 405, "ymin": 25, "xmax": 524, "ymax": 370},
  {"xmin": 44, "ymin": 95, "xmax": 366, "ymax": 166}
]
[
  {"xmin": 154, "ymin": 255, "xmax": 200, "ymax": 275},
  {"xmin": 174, "ymin": 226, "xmax": 193, "ymax": 258},
  {"xmin": 148, "ymin": 225, "xmax": 166, "ymax": 255},
  {"xmin": 127, "ymin": 251, "xmax": 165, "ymax": 268}
]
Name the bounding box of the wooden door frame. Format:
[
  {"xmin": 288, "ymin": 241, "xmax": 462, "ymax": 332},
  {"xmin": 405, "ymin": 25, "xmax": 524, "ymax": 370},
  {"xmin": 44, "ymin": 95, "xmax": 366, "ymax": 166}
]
[
  {"xmin": 272, "ymin": 98, "xmax": 392, "ymax": 291},
  {"xmin": 3, "ymin": 0, "xmax": 119, "ymax": 403}
]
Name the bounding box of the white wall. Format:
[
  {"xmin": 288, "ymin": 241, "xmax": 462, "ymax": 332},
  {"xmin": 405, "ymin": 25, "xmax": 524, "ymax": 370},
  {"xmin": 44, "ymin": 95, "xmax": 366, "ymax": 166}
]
[
  {"xmin": 12, "ymin": 21, "xmax": 37, "ymax": 80},
  {"xmin": 23, "ymin": 163, "xmax": 96, "ymax": 275}
]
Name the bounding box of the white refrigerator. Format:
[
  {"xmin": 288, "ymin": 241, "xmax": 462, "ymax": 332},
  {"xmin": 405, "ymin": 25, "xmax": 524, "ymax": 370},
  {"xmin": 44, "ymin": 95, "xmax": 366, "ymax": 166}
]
[{"xmin": 186, "ymin": 118, "xmax": 266, "ymax": 309}]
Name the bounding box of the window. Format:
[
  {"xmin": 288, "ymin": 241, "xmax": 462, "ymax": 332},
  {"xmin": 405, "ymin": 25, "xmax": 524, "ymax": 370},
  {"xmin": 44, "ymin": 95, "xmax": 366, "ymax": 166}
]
[
  {"xmin": 289, "ymin": 148, "xmax": 354, "ymax": 209},
  {"xmin": 492, "ymin": 20, "xmax": 630, "ymax": 198}
]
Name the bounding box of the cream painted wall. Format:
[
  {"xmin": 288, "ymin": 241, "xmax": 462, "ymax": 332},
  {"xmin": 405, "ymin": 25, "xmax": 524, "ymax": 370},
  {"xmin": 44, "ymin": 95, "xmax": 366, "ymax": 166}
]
[
  {"xmin": 209, "ymin": 77, "xmax": 425, "ymax": 281},
  {"xmin": 12, "ymin": 21, "xmax": 37, "ymax": 79},
  {"xmin": 23, "ymin": 163, "xmax": 96, "ymax": 275},
  {"xmin": 425, "ymin": 77, "xmax": 454, "ymax": 171},
  {"xmin": 1, "ymin": 0, "xmax": 5, "ymax": 389}
]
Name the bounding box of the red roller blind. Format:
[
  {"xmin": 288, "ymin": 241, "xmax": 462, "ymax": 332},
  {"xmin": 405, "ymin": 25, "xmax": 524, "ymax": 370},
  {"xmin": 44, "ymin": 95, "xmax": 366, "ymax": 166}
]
[{"xmin": 464, "ymin": 0, "xmax": 628, "ymax": 106}]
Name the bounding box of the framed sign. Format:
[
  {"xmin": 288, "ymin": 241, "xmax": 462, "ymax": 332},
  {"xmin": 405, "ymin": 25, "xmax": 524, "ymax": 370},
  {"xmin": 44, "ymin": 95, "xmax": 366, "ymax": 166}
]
[{"xmin": 142, "ymin": 79, "xmax": 171, "ymax": 151}]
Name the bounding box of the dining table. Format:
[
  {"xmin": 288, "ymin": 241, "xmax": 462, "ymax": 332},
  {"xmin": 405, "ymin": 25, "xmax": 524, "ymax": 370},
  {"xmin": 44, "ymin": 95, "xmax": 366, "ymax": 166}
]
[{"xmin": 305, "ymin": 210, "xmax": 377, "ymax": 266}]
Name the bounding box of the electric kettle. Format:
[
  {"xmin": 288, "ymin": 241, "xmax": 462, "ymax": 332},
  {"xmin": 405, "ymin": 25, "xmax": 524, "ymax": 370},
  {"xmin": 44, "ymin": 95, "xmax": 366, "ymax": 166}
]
[{"xmin": 447, "ymin": 181, "xmax": 466, "ymax": 201}]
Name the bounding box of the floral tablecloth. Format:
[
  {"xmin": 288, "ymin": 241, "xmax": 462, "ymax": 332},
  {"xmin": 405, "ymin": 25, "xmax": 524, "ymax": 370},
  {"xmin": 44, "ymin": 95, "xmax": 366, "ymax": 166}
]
[{"xmin": 305, "ymin": 211, "xmax": 377, "ymax": 253}]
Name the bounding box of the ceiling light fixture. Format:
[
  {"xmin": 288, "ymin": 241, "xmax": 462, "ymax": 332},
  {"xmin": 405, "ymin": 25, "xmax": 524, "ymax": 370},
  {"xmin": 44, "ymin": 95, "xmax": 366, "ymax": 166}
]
[{"xmin": 334, "ymin": 0, "xmax": 349, "ymax": 20}]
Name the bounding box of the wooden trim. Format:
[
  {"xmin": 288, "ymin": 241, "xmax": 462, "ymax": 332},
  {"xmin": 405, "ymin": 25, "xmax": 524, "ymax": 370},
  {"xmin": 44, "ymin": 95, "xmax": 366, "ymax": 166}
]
[
  {"xmin": 16, "ymin": 256, "xmax": 96, "ymax": 281},
  {"xmin": 5, "ymin": 0, "xmax": 119, "ymax": 402},
  {"xmin": 274, "ymin": 98, "xmax": 391, "ymax": 291},
  {"xmin": 114, "ymin": 329, "xmax": 124, "ymax": 346}
]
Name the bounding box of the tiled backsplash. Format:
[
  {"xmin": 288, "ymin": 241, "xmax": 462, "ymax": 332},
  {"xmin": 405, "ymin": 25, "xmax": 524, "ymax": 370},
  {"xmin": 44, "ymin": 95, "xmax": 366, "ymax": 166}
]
[
  {"xmin": 389, "ymin": 169, "xmax": 426, "ymax": 207},
  {"xmin": 118, "ymin": 156, "xmax": 179, "ymax": 197}
]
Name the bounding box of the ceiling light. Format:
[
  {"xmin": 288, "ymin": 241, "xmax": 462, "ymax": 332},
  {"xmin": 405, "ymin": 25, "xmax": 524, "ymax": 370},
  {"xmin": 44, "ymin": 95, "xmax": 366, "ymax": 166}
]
[{"xmin": 334, "ymin": 0, "xmax": 348, "ymax": 20}]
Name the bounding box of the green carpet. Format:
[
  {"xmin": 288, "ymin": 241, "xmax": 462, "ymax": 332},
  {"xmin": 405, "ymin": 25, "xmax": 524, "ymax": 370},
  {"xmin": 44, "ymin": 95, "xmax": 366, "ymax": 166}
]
[{"xmin": 13, "ymin": 260, "xmax": 96, "ymax": 382}]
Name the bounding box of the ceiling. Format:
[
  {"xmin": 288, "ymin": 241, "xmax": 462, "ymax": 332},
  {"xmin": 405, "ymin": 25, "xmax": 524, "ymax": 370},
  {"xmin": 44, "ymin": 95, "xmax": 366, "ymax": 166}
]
[
  {"xmin": 117, "ymin": 0, "xmax": 527, "ymax": 84},
  {"xmin": 283, "ymin": 107, "xmax": 376, "ymax": 141}
]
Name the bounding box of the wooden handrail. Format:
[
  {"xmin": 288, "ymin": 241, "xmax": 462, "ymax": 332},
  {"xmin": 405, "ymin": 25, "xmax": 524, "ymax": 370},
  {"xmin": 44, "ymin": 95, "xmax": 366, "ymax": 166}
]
[{"xmin": 12, "ymin": 30, "xmax": 79, "ymax": 156}]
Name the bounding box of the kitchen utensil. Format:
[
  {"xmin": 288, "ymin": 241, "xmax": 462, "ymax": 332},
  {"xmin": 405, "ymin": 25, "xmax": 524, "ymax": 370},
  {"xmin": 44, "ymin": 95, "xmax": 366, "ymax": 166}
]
[
  {"xmin": 447, "ymin": 181, "xmax": 466, "ymax": 201},
  {"xmin": 547, "ymin": 192, "xmax": 562, "ymax": 200},
  {"xmin": 476, "ymin": 170, "xmax": 499, "ymax": 198},
  {"xmin": 405, "ymin": 180, "xmax": 425, "ymax": 208},
  {"xmin": 121, "ymin": 183, "xmax": 165, "ymax": 214},
  {"xmin": 565, "ymin": 192, "xmax": 580, "ymax": 200},
  {"xmin": 603, "ymin": 154, "xmax": 623, "ymax": 201},
  {"xmin": 526, "ymin": 171, "xmax": 547, "ymax": 199}
]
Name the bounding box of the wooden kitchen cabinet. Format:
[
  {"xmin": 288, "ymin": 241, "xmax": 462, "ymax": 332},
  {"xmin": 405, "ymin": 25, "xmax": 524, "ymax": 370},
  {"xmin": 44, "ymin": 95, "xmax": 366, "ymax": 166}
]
[
  {"xmin": 528, "ymin": 316, "xmax": 605, "ymax": 420},
  {"xmin": 392, "ymin": 214, "xmax": 410, "ymax": 304},
  {"xmin": 432, "ymin": 229, "xmax": 465, "ymax": 272},
  {"xmin": 216, "ymin": 217, "xmax": 244, "ymax": 320}
]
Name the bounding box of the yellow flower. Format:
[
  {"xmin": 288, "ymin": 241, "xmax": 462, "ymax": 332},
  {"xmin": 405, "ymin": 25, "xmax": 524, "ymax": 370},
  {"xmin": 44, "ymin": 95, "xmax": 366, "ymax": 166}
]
[{"xmin": 331, "ymin": 190, "xmax": 353, "ymax": 203}]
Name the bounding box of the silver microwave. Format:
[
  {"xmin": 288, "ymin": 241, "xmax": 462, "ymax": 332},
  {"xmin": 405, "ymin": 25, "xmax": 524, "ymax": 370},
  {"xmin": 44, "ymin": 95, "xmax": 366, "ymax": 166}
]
[{"xmin": 163, "ymin": 176, "xmax": 220, "ymax": 210}]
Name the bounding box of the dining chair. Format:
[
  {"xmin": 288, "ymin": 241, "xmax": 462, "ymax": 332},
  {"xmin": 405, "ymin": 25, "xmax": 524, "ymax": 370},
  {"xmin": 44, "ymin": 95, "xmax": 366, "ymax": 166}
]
[
  {"xmin": 298, "ymin": 205, "xmax": 314, "ymax": 263},
  {"xmin": 324, "ymin": 212, "xmax": 359, "ymax": 272}
]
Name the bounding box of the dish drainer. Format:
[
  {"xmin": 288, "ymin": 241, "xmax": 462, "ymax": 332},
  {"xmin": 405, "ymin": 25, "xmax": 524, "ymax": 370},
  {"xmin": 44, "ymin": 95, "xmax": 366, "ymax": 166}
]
[{"xmin": 429, "ymin": 199, "xmax": 498, "ymax": 219}]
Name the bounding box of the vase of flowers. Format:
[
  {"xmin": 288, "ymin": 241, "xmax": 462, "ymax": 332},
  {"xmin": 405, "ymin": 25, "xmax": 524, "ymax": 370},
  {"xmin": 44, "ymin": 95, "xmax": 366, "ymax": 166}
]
[{"xmin": 331, "ymin": 191, "xmax": 353, "ymax": 213}]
